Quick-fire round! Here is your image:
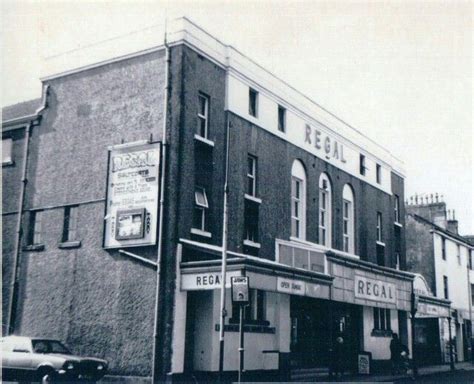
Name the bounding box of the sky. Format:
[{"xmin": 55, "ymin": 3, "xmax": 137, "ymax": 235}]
[{"xmin": 2, "ymin": 0, "xmax": 473, "ymax": 234}]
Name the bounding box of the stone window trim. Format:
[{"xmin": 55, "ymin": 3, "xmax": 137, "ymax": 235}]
[
  {"xmin": 22, "ymin": 244, "xmax": 45, "ymax": 252},
  {"xmin": 58, "ymin": 241, "xmax": 82, "ymax": 249},
  {"xmin": 2, "ymin": 137, "xmax": 14, "ymax": 166}
]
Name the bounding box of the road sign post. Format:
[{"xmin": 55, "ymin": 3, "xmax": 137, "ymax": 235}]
[{"xmin": 231, "ymin": 276, "xmax": 249, "ymax": 383}]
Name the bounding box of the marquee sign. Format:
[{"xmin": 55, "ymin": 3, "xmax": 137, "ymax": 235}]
[
  {"xmin": 354, "ymin": 275, "xmax": 397, "ymax": 304},
  {"xmin": 104, "ymin": 142, "xmax": 161, "ymax": 248}
]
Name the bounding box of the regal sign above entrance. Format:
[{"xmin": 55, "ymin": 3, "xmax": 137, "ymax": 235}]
[
  {"xmin": 304, "ymin": 124, "xmax": 347, "ymax": 164},
  {"xmin": 354, "ymin": 276, "xmax": 396, "ymax": 304},
  {"xmin": 104, "ymin": 142, "xmax": 161, "ymax": 248},
  {"xmin": 181, "ymin": 271, "xmax": 242, "ymax": 291}
]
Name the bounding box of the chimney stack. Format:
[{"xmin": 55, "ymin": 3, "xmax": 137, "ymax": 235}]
[{"xmin": 447, "ymin": 209, "xmax": 459, "ymax": 235}]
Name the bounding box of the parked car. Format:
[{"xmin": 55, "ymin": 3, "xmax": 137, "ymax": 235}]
[{"xmin": 1, "ymin": 335, "xmax": 108, "ymax": 383}]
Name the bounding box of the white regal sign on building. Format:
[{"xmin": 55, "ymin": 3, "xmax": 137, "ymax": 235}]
[
  {"xmin": 103, "ymin": 142, "xmax": 161, "ymax": 248},
  {"xmin": 354, "ymin": 275, "xmax": 397, "ymax": 304}
]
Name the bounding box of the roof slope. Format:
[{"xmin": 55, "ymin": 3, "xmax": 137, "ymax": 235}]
[{"xmin": 2, "ymin": 98, "xmax": 41, "ymax": 122}]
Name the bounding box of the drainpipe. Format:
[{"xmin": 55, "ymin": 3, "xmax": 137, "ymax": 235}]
[
  {"xmin": 467, "ymin": 263, "xmax": 473, "ymax": 362},
  {"xmin": 6, "ymin": 84, "xmax": 49, "ymax": 335},
  {"xmin": 151, "ymin": 31, "xmax": 170, "ymax": 383}
]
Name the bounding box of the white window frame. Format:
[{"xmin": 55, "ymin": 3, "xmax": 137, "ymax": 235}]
[
  {"xmin": 197, "ymin": 93, "xmax": 210, "ymax": 139},
  {"xmin": 278, "ymin": 105, "xmax": 286, "ymax": 133},
  {"xmin": 2, "ymin": 138, "xmax": 13, "ymax": 165},
  {"xmin": 249, "ymin": 88, "xmax": 259, "ymax": 117},
  {"xmin": 194, "ymin": 187, "xmax": 209, "ymax": 232},
  {"xmin": 376, "ymin": 212, "xmax": 383, "ymax": 242},
  {"xmin": 291, "ymin": 160, "xmax": 306, "ymax": 240},
  {"xmin": 319, "ymin": 173, "xmax": 332, "ymax": 247},
  {"xmin": 394, "ymin": 194, "xmax": 400, "ymax": 223},
  {"xmin": 247, "ymin": 155, "xmax": 257, "ymax": 197},
  {"xmin": 342, "ymin": 184, "xmax": 355, "ymax": 254}
]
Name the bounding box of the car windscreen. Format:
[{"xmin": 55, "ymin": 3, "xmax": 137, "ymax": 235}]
[{"xmin": 32, "ymin": 340, "xmax": 72, "ymax": 354}]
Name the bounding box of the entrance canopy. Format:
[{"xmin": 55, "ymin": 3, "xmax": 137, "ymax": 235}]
[
  {"xmin": 413, "ymin": 274, "xmax": 451, "ymax": 318},
  {"xmin": 179, "ymin": 239, "xmax": 333, "ymax": 300}
]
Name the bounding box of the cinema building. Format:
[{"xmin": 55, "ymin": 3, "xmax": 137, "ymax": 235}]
[{"xmin": 3, "ymin": 18, "xmax": 418, "ymax": 380}]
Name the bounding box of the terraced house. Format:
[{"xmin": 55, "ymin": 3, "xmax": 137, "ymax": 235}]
[{"xmin": 2, "ymin": 18, "xmax": 444, "ymax": 381}]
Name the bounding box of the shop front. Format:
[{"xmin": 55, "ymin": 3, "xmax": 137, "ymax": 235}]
[{"xmin": 412, "ymin": 274, "xmax": 451, "ymax": 366}]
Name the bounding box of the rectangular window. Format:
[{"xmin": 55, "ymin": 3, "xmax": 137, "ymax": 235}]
[
  {"xmin": 249, "ymin": 88, "xmax": 258, "ymax": 117},
  {"xmin": 395, "ymin": 252, "xmax": 400, "ymax": 270},
  {"xmin": 373, "ymin": 308, "xmax": 391, "ymax": 331},
  {"xmin": 377, "ymin": 212, "xmax": 383, "ymax": 242},
  {"xmin": 470, "ymin": 250, "xmax": 473, "ymax": 270},
  {"xmin": 360, "ymin": 154, "xmax": 366, "ymax": 175},
  {"xmin": 197, "ymin": 93, "xmax": 210, "ymax": 138},
  {"xmin": 247, "ymin": 155, "xmax": 257, "ymax": 197},
  {"xmin": 457, "ymin": 244, "xmax": 461, "ymax": 265},
  {"xmin": 376, "ymin": 164, "xmax": 382, "ymax": 184},
  {"xmin": 291, "ymin": 177, "xmax": 302, "ymax": 238},
  {"xmin": 27, "ymin": 210, "xmax": 43, "ymax": 245},
  {"xmin": 442, "ymin": 237, "xmax": 446, "ymax": 260},
  {"xmin": 62, "ymin": 205, "xmax": 78, "ymax": 242},
  {"xmin": 343, "ymin": 199, "xmax": 353, "ymax": 253},
  {"xmin": 244, "ymin": 201, "xmax": 259, "ymax": 243},
  {"xmin": 319, "ymin": 189, "xmax": 328, "ymax": 246},
  {"xmin": 278, "ymin": 105, "xmax": 286, "ymax": 132},
  {"xmin": 2, "ymin": 138, "xmax": 13, "ymax": 164},
  {"xmin": 443, "ymin": 276, "xmax": 449, "ymax": 299},
  {"xmin": 193, "ymin": 187, "xmax": 208, "ymax": 231},
  {"xmin": 471, "ymin": 284, "xmax": 474, "ymax": 306},
  {"xmin": 232, "ymin": 289, "xmax": 266, "ymax": 323},
  {"xmin": 394, "ymin": 195, "xmax": 400, "ymax": 223}
]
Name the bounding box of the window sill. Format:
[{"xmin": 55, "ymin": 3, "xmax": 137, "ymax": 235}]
[
  {"xmin": 58, "ymin": 241, "xmax": 82, "ymax": 249},
  {"xmin": 371, "ymin": 329, "xmax": 393, "ymax": 338},
  {"xmin": 190, "ymin": 228, "xmax": 212, "ymax": 238},
  {"xmin": 194, "ymin": 134, "xmax": 215, "ymax": 147},
  {"xmin": 243, "ymin": 239, "xmax": 261, "ymax": 249},
  {"xmin": 23, "ymin": 244, "xmax": 45, "ymax": 252},
  {"xmin": 244, "ymin": 194, "xmax": 262, "ymax": 204},
  {"xmin": 216, "ymin": 323, "xmax": 275, "ymax": 334},
  {"xmin": 376, "ymin": 241, "xmax": 386, "ymax": 247},
  {"xmin": 394, "ymin": 222, "xmax": 403, "ymax": 228},
  {"xmin": 2, "ymin": 160, "xmax": 14, "ymax": 167}
]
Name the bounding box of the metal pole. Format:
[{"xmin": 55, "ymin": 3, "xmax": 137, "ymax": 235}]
[
  {"xmin": 410, "ymin": 310, "xmax": 418, "ymax": 377},
  {"xmin": 448, "ymin": 316, "xmax": 455, "ymax": 371},
  {"xmin": 238, "ymin": 305, "xmax": 245, "ymax": 383},
  {"xmin": 218, "ymin": 118, "xmax": 231, "ymax": 381}
]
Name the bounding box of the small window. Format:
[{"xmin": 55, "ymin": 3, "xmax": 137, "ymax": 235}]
[
  {"xmin": 193, "ymin": 187, "xmax": 209, "ymax": 231},
  {"xmin": 247, "ymin": 155, "xmax": 257, "ymax": 197},
  {"xmin": 249, "ymin": 88, "xmax": 258, "ymax": 117},
  {"xmin": 2, "ymin": 138, "xmax": 13, "ymax": 165},
  {"xmin": 471, "ymin": 284, "xmax": 474, "ymax": 306},
  {"xmin": 457, "ymin": 244, "xmax": 461, "ymax": 265},
  {"xmin": 377, "ymin": 212, "xmax": 383, "ymax": 242},
  {"xmin": 443, "ymin": 275, "xmax": 449, "ymax": 299},
  {"xmin": 376, "ymin": 164, "xmax": 382, "ymax": 184},
  {"xmin": 395, "ymin": 252, "xmax": 400, "ymax": 270},
  {"xmin": 394, "ymin": 195, "xmax": 400, "ymax": 223},
  {"xmin": 62, "ymin": 206, "xmax": 78, "ymax": 242},
  {"xmin": 470, "ymin": 250, "xmax": 473, "ymax": 270},
  {"xmin": 360, "ymin": 154, "xmax": 367, "ymax": 176},
  {"xmin": 244, "ymin": 201, "xmax": 259, "ymax": 243},
  {"xmin": 278, "ymin": 105, "xmax": 286, "ymax": 133},
  {"xmin": 27, "ymin": 210, "xmax": 43, "ymax": 245},
  {"xmin": 441, "ymin": 237, "xmax": 446, "ymax": 260},
  {"xmin": 373, "ymin": 308, "xmax": 391, "ymax": 331},
  {"xmin": 197, "ymin": 93, "xmax": 210, "ymax": 138}
]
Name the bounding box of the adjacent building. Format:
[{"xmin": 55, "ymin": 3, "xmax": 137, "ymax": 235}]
[
  {"xmin": 406, "ymin": 196, "xmax": 474, "ymax": 365},
  {"xmin": 3, "ymin": 18, "xmax": 417, "ymax": 380}
]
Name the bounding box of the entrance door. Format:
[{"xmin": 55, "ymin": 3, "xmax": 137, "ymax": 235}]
[{"xmin": 414, "ymin": 318, "xmax": 441, "ymax": 365}]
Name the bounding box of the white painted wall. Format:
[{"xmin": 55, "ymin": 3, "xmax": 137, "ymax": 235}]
[
  {"xmin": 433, "ymin": 233, "xmax": 470, "ymax": 313},
  {"xmin": 227, "ymin": 74, "xmax": 393, "ymax": 194},
  {"xmin": 362, "ymin": 306, "xmax": 399, "ymax": 360},
  {"xmin": 193, "ymin": 289, "xmax": 290, "ymax": 372}
]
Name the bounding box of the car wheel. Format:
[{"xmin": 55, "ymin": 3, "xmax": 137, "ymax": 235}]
[{"xmin": 37, "ymin": 367, "xmax": 55, "ymax": 384}]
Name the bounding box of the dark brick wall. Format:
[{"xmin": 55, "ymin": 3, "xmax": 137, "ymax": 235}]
[
  {"xmin": 405, "ymin": 214, "xmax": 436, "ymax": 293},
  {"xmin": 2, "ymin": 127, "xmax": 27, "ymax": 335},
  {"xmin": 12, "ymin": 49, "xmax": 166, "ymax": 376}
]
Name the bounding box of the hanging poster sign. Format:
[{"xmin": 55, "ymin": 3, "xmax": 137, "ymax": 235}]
[{"xmin": 103, "ymin": 141, "xmax": 161, "ymax": 248}]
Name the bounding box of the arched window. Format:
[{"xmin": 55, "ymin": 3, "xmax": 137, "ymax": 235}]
[
  {"xmin": 318, "ymin": 173, "xmax": 332, "ymax": 247},
  {"xmin": 291, "ymin": 160, "xmax": 306, "ymax": 240},
  {"xmin": 343, "ymin": 184, "xmax": 355, "ymax": 254}
]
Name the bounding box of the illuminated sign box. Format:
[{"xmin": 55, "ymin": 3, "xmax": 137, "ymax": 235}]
[{"xmin": 103, "ymin": 142, "xmax": 161, "ymax": 248}]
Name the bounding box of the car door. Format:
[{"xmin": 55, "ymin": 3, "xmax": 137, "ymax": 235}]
[{"xmin": 10, "ymin": 338, "xmax": 34, "ymax": 380}]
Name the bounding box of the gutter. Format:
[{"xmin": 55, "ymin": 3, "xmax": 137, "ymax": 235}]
[
  {"xmin": 6, "ymin": 84, "xmax": 49, "ymax": 334},
  {"xmin": 151, "ymin": 31, "xmax": 170, "ymax": 384}
]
